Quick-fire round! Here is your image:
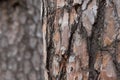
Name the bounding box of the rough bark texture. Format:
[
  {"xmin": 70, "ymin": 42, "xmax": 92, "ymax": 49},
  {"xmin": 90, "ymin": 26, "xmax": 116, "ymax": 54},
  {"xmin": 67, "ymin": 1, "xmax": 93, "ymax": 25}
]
[{"xmin": 0, "ymin": 0, "xmax": 120, "ymax": 80}]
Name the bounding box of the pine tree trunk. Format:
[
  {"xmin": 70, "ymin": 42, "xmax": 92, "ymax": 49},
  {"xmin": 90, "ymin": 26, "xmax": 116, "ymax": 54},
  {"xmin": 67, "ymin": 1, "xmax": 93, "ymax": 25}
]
[{"xmin": 0, "ymin": 0, "xmax": 120, "ymax": 80}]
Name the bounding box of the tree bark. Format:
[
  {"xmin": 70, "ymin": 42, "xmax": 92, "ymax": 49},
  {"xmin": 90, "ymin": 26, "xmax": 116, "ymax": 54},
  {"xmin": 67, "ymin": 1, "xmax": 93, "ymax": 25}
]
[
  {"xmin": 0, "ymin": 0, "xmax": 120, "ymax": 80},
  {"xmin": 0, "ymin": 0, "xmax": 47, "ymax": 80}
]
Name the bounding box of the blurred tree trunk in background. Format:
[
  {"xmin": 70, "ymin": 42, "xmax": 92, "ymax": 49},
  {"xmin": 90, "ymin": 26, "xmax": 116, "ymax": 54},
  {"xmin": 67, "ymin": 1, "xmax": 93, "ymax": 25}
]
[
  {"xmin": 0, "ymin": 0, "xmax": 47, "ymax": 80},
  {"xmin": 0, "ymin": 0, "xmax": 120, "ymax": 80}
]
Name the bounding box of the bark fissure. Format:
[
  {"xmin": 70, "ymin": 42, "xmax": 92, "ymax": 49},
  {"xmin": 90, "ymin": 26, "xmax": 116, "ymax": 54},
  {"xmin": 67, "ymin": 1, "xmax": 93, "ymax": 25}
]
[
  {"xmin": 46, "ymin": 1, "xmax": 57, "ymax": 79},
  {"xmin": 46, "ymin": 14, "xmax": 56, "ymax": 80},
  {"xmin": 87, "ymin": 0, "xmax": 106, "ymax": 80}
]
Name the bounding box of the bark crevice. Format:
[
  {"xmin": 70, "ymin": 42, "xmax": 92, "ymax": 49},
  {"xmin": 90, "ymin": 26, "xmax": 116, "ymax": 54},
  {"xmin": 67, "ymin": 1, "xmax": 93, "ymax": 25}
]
[{"xmin": 87, "ymin": 0, "xmax": 106, "ymax": 80}]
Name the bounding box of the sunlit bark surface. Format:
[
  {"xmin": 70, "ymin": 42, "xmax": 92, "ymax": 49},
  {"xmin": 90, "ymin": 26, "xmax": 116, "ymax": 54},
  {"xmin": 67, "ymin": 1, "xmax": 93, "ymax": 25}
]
[{"xmin": 0, "ymin": 0, "xmax": 120, "ymax": 80}]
